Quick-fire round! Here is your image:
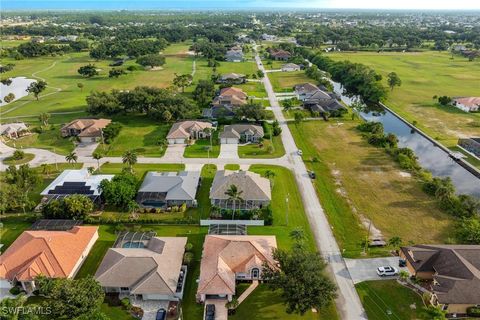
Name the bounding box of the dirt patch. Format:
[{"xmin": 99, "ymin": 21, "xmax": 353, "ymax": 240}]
[
  {"xmin": 398, "ymin": 171, "xmax": 412, "ymax": 178},
  {"xmin": 148, "ymin": 66, "xmax": 164, "ymax": 71}
]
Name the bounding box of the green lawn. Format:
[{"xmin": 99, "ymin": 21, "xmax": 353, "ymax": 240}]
[
  {"xmin": 2, "ymin": 153, "xmax": 35, "ymax": 165},
  {"xmin": 289, "ymin": 119, "xmax": 455, "ymax": 258},
  {"xmin": 6, "ymin": 129, "xmax": 76, "ymax": 155},
  {"xmin": 183, "ymin": 131, "xmax": 220, "ymax": 158},
  {"xmin": 100, "ymin": 303, "xmax": 136, "ymax": 320},
  {"xmin": 230, "ymin": 284, "xmax": 338, "ymax": 320},
  {"xmin": 238, "ymin": 135, "xmax": 285, "ymax": 159},
  {"xmin": 224, "ymin": 164, "xmax": 240, "ymax": 170},
  {"xmin": 98, "ymin": 163, "xmax": 185, "ymax": 179},
  {"xmin": 196, "ymin": 164, "xmax": 216, "ymax": 220},
  {"xmin": 268, "ymin": 71, "xmax": 313, "ymax": 92},
  {"xmin": 95, "ymin": 115, "xmax": 171, "ymax": 157},
  {"xmin": 0, "ymin": 214, "xmax": 34, "ymax": 253},
  {"xmin": 327, "ymin": 51, "xmax": 480, "ymax": 148},
  {"xmin": 356, "ymin": 281, "xmax": 426, "ymax": 320}
]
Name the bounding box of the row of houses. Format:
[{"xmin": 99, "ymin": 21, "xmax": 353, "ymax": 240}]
[{"xmin": 41, "ymin": 168, "xmax": 271, "ymax": 211}]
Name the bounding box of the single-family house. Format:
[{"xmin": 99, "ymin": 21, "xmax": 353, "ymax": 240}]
[
  {"xmin": 219, "ymin": 124, "xmax": 264, "ymax": 144},
  {"xmin": 217, "ymin": 73, "xmax": 246, "ymax": 84},
  {"xmin": 261, "ymin": 34, "xmax": 277, "ymax": 41},
  {"xmin": 136, "ymin": 171, "xmax": 200, "ymax": 208},
  {"xmin": 210, "ymin": 170, "xmax": 271, "ymax": 210},
  {"xmin": 294, "ymin": 83, "xmax": 321, "ymax": 101},
  {"xmin": 452, "ymin": 44, "xmax": 467, "ymax": 52},
  {"xmin": 297, "ymin": 85, "xmax": 346, "ymax": 115},
  {"xmin": 205, "ymin": 87, "xmax": 248, "ymax": 118},
  {"xmin": 0, "ymin": 122, "xmax": 29, "ymax": 139},
  {"xmin": 225, "ymin": 49, "xmax": 244, "ymax": 62},
  {"xmin": 61, "ymin": 118, "xmax": 111, "ymax": 143},
  {"xmin": 281, "ymin": 63, "xmax": 300, "ymax": 72},
  {"xmin": 400, "ymin": 244, "xmax": 480, "ymax": 315},
  {"xmin": 166, "ymin": 121, "xmax": 213, "ymax": 144},
  {"xmin": 453, "ymin": 97, "xmax": 480, "ymax": 112},
  {"xmin": 40, "ymin": 169, "xmax": 114, "ymax": 202},
  {"xmin": 196, "ymin": 235, "xmax": 277, "ymax": 302},
  {"xmin": 95, "ymin": 232, "xmax": 187, "ymax": 302},
  {"xmin": 458, "ymin": 138, "xmax": 480, "ymax": 157},
  {"xmin": 0, "ymin": 226, "xmax": 98, "ymax": 293},
  {"xmin": 270, "ymin": 49, "xmax": 291, "ymax": 61}
]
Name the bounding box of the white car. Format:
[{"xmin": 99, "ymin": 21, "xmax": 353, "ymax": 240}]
[
  {"xmin": 297, "ymin": 150, "xmax": 303, "ymax": 156},
  {"xmin": 376, "ymin": 266, "xmax": 399, "ymax": 277}
]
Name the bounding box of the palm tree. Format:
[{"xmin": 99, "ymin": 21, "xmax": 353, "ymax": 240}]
[
  {"xmin": 388, "ymin": 236, "xmax": 403, "ymax": 252},
  {"xmin": 122, "ymin": 150, "xmax": 137, "ymax": 172},
  {"xmin": 264, "ymin": 170, "xmax": 276, "ymax": 188},
  {"xmin": 289, "ymin": 227, "xmax": 305, "ymax": 242},
  {"xmin": 40, "ymin": 163, "xmax": 50, "ymax": 175},
  {"xmin": 65, "ymin": 152, "xmax": 77, "ymax": 166},
  {"xmin": 225, "ymin": 184, "xmax": 243, "ymax": 220},
  {"xmin": 92, "ymin": 152, "xmax": 103, "ymax": 170}
]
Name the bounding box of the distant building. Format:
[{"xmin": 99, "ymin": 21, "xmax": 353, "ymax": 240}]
[
  {"xmin": 61, "ymin": 118, "xmax": 111, "ymax": 143},
  {"xmin": 453, "ymin": 97, "xmax": 480, "ymax": 112},
  {"xmin": 225, "ymin": 47, "xmax": 244, "ymax": 62},
  {"xmin": 210, "ymin": 170, "xmax": 271, "ymax": 210},
  {"xmin": 217, "ymin": 73, "xmax": 246, "ymax": 84},
  {"xmin": 269, "ymin": 49, "xmax": 291, "ymax": 61},
  {"xmin": 204, "ymin": 87, "xmax": 248, "ymax": 118},
  {"xmin": 0, "ymin": 226, "xmax": 98, "ymax": 293},
  {"xmin": 0, "ymin": 122, "xmax": 29, "ymax": 139},
  {"xmin": 136, "ymin": 171, "xmax": 200, "ymax": 208},
  {"xmin": 281, "ymin": 63, "xmax": 300, "ymax": 72},
  {"xmin": 261, "ymin": 34, "xmax": 277, "ymax": 41},
  {"xmin": 452, "ymin": 44, "xmax": 467, "ymax": 52},
  {"xmin": 219, "ymin": 124, "xmax": 264, "ymax": 144},
  {"xmin": 294, "ymin": 83, "xmax": 321, "ymax": 101},
  {"xmin": 458, "ymin": 138, "xmax": 480, "ymax": 157},
  {"xmin": 400, "ymin": 244, "xmax": 480, "ymax": 315},
  {"xmin": 166, "ymin": 121, "xmax": 213, "ymax": 144}
]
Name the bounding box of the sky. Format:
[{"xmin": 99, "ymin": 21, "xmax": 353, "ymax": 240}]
[{"xmin": 2, "ymin": 0, "xmax": 480, "ymax": 10}]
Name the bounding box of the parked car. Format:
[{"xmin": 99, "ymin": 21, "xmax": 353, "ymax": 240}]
[
  {"xmin": 206, "ymin": 304, "xmax": 215, "ymax": 320},
  {"xmin": 155, "ymin": 308, "xmax": 166, "ymax": 320},
  {"xmin": 308, "ymin": 171, "xmax": 316, "ymax": 179},
  {"xmin": 376, "ymin": 266, "xmax": 399, "ymax": 277},
  {"xmin": 297, "ymin": 149, "xmax": 303, "ymax": 156}
]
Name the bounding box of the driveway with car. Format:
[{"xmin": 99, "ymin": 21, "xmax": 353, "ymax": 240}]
[{"xmin": 344, "ymin": 257, "xmax": 408, "ymax": 284}]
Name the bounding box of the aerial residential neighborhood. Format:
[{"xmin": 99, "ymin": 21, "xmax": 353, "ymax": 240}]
[{"xmin": 0, "ymin": 3, "xmax": 479, "ymax": 320}]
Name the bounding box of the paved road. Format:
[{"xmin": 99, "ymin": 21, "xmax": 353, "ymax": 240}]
[
  {"xmin": 345, "ymin": 257, "xmax": 407, "ymax": 284},
  {"xmin": 255, "ymin": 48, "xmax": 367, "ymax": 320}
]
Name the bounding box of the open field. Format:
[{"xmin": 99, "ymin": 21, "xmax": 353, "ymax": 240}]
[
  {"xmin": 356, "ymin": 280, "xmax": 426, "ymax": 320},
  {"xmin": 269, "ymin": 71, "xmax": 312, "ymax": 92},
  {"xmin": 289, "ymin": 119, "xmax": 456, "ymax": 258},
  {"xmin": 327, "ymin": 51, "xmax": 480, "ymax": 147},
  {"xmin": 238, "ymin": 135, "xmax": 285, "ymax": 158}
]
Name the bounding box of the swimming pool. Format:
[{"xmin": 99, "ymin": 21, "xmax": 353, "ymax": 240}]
[{"xmin": 122, "ymin": 241, "xmax": 145, "ymax": 248}]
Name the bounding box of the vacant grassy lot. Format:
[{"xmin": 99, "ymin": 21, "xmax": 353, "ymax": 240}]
[
  {"xmin": 238, "ymin": 135, "xmax": 285, "ymax": 158},
  {"xmin": 356, "ymin": 281, "xmax": 426, "ymax": 320},
  {"xmin": 269, "ymin": 71, "xmax": 312, "ymax": 92},
  {"xmin": 327, "ymin": 51, "xmax": 480, "ymax": 147},
  {"xmin": 95, "ymin": 115, "xmax": 170, "ymax": 157},
  {"xmin": 289, "ymin": 119, "xmax": 455, "ymax": 258}
]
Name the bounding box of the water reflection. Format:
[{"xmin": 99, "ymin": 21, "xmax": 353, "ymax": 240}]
[{"xmin": 0, "ymin": 77, "xmax": 36, "ymax": 107}]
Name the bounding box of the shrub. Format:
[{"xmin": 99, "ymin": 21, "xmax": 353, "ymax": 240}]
[
  {"xmin": 120, "ymin": 298, "xmax": 132, "ymax": 310},
  {"xmin": 183, "ymin": 252, "xmax": 194, "ymax": 265},
  {"xmin": 9, "ymin": 286, "xmax": 21, "ymax": 295},
  {"xmin": 262, "ymin": 205, "xmax": 273, "ymax": 225},
  {"xmin": 467, "ymin": 307, "xmax": 480, "ymax": 317},
  {"xmin": 185, "ymin": 242, "xmax": 194, "ymax": 252},
  {"xmin": 102, "ymin": 122, "xmax": 122, "ymax": 144},
  {"xmin": 12, "ymin": 150, "xmax": 25, "ymax": 160}
]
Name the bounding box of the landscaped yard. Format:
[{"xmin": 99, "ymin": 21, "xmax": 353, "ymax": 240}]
[
  {"xmin": 268, "ymin": 71, "xmax": 313, "ymax": 92},
  {"xmin": 356, "ymin": 280, "xmax": 426, "ymax": 320},
  {"xmin": 183, "ymin": 131, "xmax": 220, "ymax": 158},
  {"xmin": 327, "ymin": 51, "xmax": 480, "ymax": 149},
  {"xmin": 97, "ymin": 163, "xmax": 185, "ymax": 179},
  {"xmin": 238, "ymin": 135, "xmax": 285, "ymax": 158},
  {"xmin": 2, "ymin": 152, "xmax": 35, "ymax": 165},
  {"xmin": 289, "ymin": 119, "xmax": 456, "ymax": 258},
  {"xmin": 5, "ymin": 129, "xmax": 76, "ymax": 155},
  {"xmin": 0, "ymin": 214, "xmax": 35, "ymax": 253}
]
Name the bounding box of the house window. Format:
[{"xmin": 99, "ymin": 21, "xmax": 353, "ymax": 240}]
[
  {"xmin": 251, "ymin": 268, "xmax": 260, "ymax": 279},
  {"xmin": 442, "ymin": 305, "xmax": 449, "ymax": 311},
  {"xmin": 120, "ymin": 287, "xmax": 129, "ymax": 291}
]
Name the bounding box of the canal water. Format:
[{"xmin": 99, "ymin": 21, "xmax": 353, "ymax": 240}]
[
  {"xmin": 330, "ymin": 81, "xmax": 480, "ymax": 197},
  {"xmin": 0, "ymin": 77, "xmax": 36, "ymax": 107}
]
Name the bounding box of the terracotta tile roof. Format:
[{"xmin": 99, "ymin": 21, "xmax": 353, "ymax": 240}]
[
  {"xmin": 61, "ymin": 119, "xmax": 111, "ymax": 137},
  {"xmin": 219, "ymin": 87, "xmax": 247, "ymax": 99},
  {"xmin": 0, "ymin": 226, "xmax": 98, "ymax": 282},
  {"xmin": 454, "ymin": 97, "xmax": 480, "ymax": 109},
  {"xmin": 197, "ymin": 235, "xmax": 277, "ymax": 297}
]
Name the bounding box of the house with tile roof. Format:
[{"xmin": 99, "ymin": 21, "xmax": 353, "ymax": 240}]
[
  {"xmin": 217, "ymin": 73, "xmax": 246, "ymax": 84},
  {"xmin": 210, "ymin": 170, "xmax": 271, "ymax": 210},
  {"xmin": 196, "ymin": 235, "xmax": 277, "ymax": 303},
  {"xmin": 0, "ymin": 226, "xmax": 98, "ymax": 292},
  {"xmin": 0, "ymin": 122, "xmax": 29, "ymax": 139},
  {"xmin": 453, "ymin": 97, "xmax": 480, "ymax": 112},
  {"xmin": 95, "ymin": 234, "xmax": 187, "ymax": 301},
  {"xmin": 166, "ymin": 121, "xmax": 213, "ymax": 144},
  {"xmin": 60, "ymin": 118, "xmax": 111, "ymax": 143},
  {"xmin": 204, "ymin": 87, "xmax": 248, "ymax": 118},
  {"xmin": 219, "ymin": 124, "xmax": 264, "ymax": 144},
  {"xmin": 136, "ymin": 171, "xmax": 200, "ymax": 208},
  {"xmin": 269, "ymin": 49, "xmax": 291, "ymax": 61},
  {"xmin": 400, "ymin": 244, "xmax": 480, "ymax": 315}
]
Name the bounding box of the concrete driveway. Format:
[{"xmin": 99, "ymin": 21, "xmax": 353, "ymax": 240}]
[
  {"xmin": 344, "ymin": 257, "xmax": 408, "ymax": 284},
  {"xmin": 163, "ymin": 144, "xmax": 186, "ymax": 160},
  {"xmin": 204, "ymin": 299, "xmax": 228, "ymax": 320},
  {"xmin": 219, "ymin": 143, "xmax": 238, "ymax": 159},
  {"xmin": 74, "ymin": 142, "xmax": 99, "ymax": 157},
  {"xmin": 133, "ymin": 299, "xmax": 169, "ymax": 320}
]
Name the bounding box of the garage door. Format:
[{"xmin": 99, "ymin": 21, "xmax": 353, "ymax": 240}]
[{"xmin": 223, "ymin": 138, "xmax": 238, "ymax": 144}]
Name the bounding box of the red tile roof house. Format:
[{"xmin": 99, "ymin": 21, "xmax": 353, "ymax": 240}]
[
  {"xmin": 453, "ymin": 97, "xmax": 480, "ymax": 112},
  {"xmin": 60, "ymin": 118, "xmax": 111, "ymax": 143},
  {"xmin": 196, "ymin": 235, "xmax": 277, "ymax": 303},
  {"xmin": 0, "ymin": 226, "xmax": 98, "ymax": 293}
]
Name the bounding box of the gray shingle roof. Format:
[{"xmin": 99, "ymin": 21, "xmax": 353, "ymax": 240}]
[
  {"xmin": 210, "ymin": 170, "xmax": 271, "ymax": 201},
  {"xmin": 138, "ymin": 171, "xmax": 200, "ymax": 201},
  {"xmin": 219, "ymin": 124, "xmax": 264, "ymax": 140}
]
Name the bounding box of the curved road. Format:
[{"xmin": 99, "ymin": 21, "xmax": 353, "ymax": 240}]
[{"xmin": 255, "ymin": 48, "xmax": 367, "ymax": 320}]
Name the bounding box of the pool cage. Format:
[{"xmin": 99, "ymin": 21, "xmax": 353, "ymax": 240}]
[
  {"xmin": 208, "ymin": 224, "xmax": 247, "ymax": 235},
  {"xmin": 113, "ymin": 231, "xmax": 157, "ymax": 248}
]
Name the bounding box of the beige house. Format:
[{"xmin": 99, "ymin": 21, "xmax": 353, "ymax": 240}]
[
  {"xmin": 210, "ymin": 170, "xmax": 271, "ymax": 210},
  {"xmin": 61, "ymin": 118, "xmax": 111, "ymax": 143},
  {"xmin": 95, "ymin": 233, "xmax": 187, "ymax": 302},
  {"xmin": 400, "ymin": 244, "xmax": 480, "ymax": 315},
  {"xmin": 196, "ymin": 235, "xmax": 277, "ymax": 303},
  {"xmin": 219, "ymin": 124, "xmax": 264, "ymax": 144},
  {"xmin": 166, "ymin": 121, "xmax": 213, "ymax": 144},
  {"xmin": 0, "ymin": 122, "xmax": 29, "ymax": 139}
]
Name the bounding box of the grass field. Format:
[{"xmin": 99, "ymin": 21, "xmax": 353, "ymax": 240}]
[
  {"xmin": 2, "ymin": 152, "xmax": 35, "ymax": 165},
  {"xmin": 224, "ymin": 164, "xmax": 240, "ymax": 170},
  {"xmin": 0, "ymin": 215, "xmax": 34, "ymax": 253},
  {"xmin": 289, "ymin": 119, "xmax": 455, "ymax": 258},
  {"xmin": 269, "ymin": 71, "xmax": 312, "ymax": 92},
  {"xmin": 356, "ymin": 281, "xmax": 426, "ymax": 320},
  {"xmin": 238, "ymin": 135, "xmax": 285, "ymax": 158},
  {"xmin": 327, "ymin": 51, "xmax": 480, "ymax": 148}
]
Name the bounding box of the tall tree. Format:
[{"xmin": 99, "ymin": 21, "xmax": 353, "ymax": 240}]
[
  {"xmin": 193, "ymin": 80, "xmax": 215, "ymax": 108},
  {"xmin": 3, "ymin": 93, "xmax": 15, "ymax": 104},
  {"xmin": 122, "ymin": 150, "xmax": 137, "ymax": 172},
  {"xmin": 136, "ymin": 54, "xmax": 166, "ymax": 68},
  {"xmin": 78, "ymin": 64, "xmax": 99, "ymax": 78},
  {"xmin": 26, "ymin": 80, "xmax": 47, "ymax": 100},
  {"xmin": 225, "ymin": 184, "xmax": 243, "ymax": 218},
  {"xmin": 65, "ymin": 152, "xmax": 78, "ymax": 166},
  {"xmin": 92, "ymin": 152, "xmax": 103, "ymax": 169},
  {"xmin": 173, "ymin": 73, "xmax": 193, "ymax": 92},
  {"xmin": 387, "ymin": 72, "xmax": 402, "ymax": 91},
  {"xmin": 38, "ymin": 112, "xmax": 51, "ymax": 126}
]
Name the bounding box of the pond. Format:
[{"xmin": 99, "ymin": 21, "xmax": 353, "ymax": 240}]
[
  {"xmin": 330, "ymin": 81, "xmax": 480, "ymax": 197},
  {"xmin": 0, "ymin": 77, "xmax": 36, "ymax": 107}
]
